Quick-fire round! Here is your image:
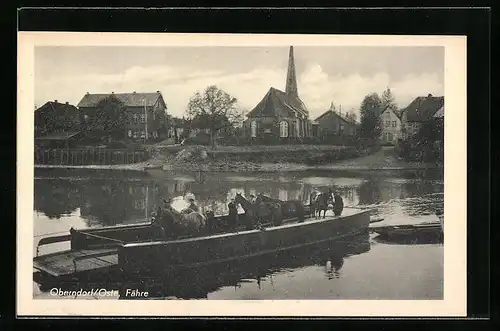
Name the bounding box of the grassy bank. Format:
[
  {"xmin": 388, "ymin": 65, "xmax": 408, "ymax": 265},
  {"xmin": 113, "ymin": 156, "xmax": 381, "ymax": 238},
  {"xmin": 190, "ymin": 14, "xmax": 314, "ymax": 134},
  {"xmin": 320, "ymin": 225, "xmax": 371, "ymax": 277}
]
[
  {"xmin": 156, "ymin": 143, "xmax": 379, "ymax": 164},
  {"xmin": 155, "ymin": 145, "xmax": 442, "ymax": 173}
]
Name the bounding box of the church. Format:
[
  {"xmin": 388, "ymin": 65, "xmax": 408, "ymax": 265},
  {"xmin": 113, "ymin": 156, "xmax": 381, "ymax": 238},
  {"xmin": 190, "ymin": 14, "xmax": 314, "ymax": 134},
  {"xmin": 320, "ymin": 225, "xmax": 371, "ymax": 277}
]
[{"xmin": 244, "ymin": 46, "xmax": 312, "ymax": 143}]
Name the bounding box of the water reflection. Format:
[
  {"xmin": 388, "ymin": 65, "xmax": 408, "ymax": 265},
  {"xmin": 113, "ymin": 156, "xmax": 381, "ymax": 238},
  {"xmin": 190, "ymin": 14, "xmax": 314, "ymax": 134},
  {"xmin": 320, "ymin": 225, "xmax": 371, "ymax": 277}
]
[
  {"xmin": 33, "ymin": 170, "xmax": 444, "ymax": 300},
  {"xmin": 34, "ymin": 170, "xmax": 444, "ymax": 231}
]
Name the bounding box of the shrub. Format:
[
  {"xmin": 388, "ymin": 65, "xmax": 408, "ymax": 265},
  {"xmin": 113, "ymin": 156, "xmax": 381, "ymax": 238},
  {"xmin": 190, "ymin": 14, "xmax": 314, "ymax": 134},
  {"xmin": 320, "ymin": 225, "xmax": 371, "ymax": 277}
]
[
  {"xmin": 182, "ymin": 132, "xmax": 212, "ymax": 146},
  {"xmin": 303, "ymin": 146, "xmax": 362, "ymax": 165},
  {"xmin": 106, "ymin": 141, "xmax": 130, "ymax": 149}
]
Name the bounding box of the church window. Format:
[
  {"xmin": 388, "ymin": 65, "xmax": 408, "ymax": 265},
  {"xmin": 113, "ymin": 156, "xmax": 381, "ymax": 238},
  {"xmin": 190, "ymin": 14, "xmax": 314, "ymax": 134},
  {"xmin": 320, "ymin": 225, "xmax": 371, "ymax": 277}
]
[
  {"xmin": 250, "ymin": 121, "xmax": 257, "ymax": 138},
  {"xmin": 279, "ymin": 121, "xmax": 289, "ymax": 138}
]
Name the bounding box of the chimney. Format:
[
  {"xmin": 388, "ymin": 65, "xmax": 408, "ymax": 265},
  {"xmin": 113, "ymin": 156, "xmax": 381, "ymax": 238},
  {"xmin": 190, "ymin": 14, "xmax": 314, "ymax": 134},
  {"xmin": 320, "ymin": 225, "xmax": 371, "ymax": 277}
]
[
  {"xmin": 133, "ymin": 91, "xmax": 136, "ymax": 93},
  {"xmin": 427, "ymin": 93, "xmax": 433, "ymax": 98},
  {"xmin": 86, "ymin": 92, "xmax": 89, "ymax": 95},
  {"xmin": 157, "ymin": 90, "xmax": 160, "ymax": 93},
  {"xmin": 54, "ymin": 100, "xmax": 58, "ymax": 103},
  {"xmin": 65, "ymin": 102, "xmax": 69, "ymax": 105},
  {"xmin": 111, "ymin": 92, "xmax": 114, "ymax": 94}
]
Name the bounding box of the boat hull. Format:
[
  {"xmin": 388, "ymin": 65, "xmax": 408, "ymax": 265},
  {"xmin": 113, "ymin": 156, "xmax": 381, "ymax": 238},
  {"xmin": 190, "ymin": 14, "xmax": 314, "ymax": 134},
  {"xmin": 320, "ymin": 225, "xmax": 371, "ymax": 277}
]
[{"xmin": 118, "ymin": 208, "xmax": 371, "ymax": 275}]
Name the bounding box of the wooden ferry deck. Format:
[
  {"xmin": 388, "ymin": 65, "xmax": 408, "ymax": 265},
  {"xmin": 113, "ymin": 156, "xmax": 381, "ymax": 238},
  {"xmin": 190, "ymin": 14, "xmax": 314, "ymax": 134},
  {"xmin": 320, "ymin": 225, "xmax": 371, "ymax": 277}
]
[
  {"xmin": 33, "ymin": 208, "xmax": 376, "ymax": 279},
  {"xmin": 33, "ymin": 248, "xmax": 118, "ymax": 277}
]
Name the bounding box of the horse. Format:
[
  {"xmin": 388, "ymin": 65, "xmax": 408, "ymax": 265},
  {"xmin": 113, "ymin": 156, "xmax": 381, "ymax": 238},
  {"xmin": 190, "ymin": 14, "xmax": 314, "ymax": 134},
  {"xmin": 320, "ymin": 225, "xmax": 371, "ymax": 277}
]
[
  {"xmin": 311, "ymin": 191, "xmax": 333, "ymax": 219},
  {"xmin": 255, "ymin": 193, "xmax": 305, "ymax": 223},
  {"xmin": 234, "ymin": 193, "xmax": 281, "ymax": 229},
  {"xmin": 152, "ymin": 206, "xmax": 206, "ymax": 239}
]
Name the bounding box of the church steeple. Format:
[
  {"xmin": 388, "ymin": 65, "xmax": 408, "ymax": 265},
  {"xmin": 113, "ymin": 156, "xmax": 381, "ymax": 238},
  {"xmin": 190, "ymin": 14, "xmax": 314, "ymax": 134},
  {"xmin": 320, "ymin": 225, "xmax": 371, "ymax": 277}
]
[{"xmin": 285, "ymin": 46, "xmax": 298, "ymax": 98}]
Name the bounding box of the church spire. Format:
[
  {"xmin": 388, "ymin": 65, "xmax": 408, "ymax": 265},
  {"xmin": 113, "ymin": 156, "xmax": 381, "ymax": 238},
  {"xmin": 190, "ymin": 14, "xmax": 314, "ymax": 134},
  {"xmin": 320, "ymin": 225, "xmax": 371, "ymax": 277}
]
[{"xmin": 285, "ymin": 46, "xmax": 298, "ymax": 98}]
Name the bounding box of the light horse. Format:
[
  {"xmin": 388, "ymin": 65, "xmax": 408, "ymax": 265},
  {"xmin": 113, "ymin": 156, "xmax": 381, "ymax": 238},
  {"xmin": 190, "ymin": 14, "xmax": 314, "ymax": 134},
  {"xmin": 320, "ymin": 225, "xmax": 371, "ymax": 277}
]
[
  {"xmin": 255, "ymin": 193, "xmax": 305, "ymax": 223},
  {"xmin": 234, "ymin": 193, "xmax": 282, "ymax": 229},
  {"xmin": 310, "ymin": 190, "xmax": 333, "ymax": 219},
  {"xmin": 152, "ymin": 205, "xmax": 207, "ymax": 239}
]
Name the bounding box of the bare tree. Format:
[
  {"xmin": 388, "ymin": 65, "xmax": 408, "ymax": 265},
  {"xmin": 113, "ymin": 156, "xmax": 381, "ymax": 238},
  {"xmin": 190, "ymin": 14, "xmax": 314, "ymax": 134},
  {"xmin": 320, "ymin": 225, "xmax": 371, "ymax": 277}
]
[{"xmin": 186, "ymin": 85, "xmax": 242, "ymax": 149}]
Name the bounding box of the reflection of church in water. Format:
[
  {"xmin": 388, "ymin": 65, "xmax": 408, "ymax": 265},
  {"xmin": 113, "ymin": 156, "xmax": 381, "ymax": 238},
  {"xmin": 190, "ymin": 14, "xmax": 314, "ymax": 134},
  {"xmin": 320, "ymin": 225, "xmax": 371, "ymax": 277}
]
[{"xmin": 35, "ymin": 172, "xmax": 441, "ymax": 227}]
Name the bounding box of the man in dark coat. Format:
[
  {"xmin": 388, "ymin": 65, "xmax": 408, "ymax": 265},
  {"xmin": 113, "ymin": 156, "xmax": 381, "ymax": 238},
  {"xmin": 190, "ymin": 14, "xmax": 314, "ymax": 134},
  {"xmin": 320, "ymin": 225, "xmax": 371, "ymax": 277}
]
[
  {"xmin": 333, "ymin": 191, "xmax": 344, "ymax": 216},
  {"xmin": 227, "ymin": 198, "xmax": 239, "ymax": 229}
]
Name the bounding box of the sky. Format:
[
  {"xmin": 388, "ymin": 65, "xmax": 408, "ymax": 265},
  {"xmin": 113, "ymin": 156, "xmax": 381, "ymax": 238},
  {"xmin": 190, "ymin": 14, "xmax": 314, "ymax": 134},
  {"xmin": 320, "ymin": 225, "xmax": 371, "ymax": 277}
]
[{"xmin": 35, "ymin": 46, "xmax": 444, "ymax": 119}]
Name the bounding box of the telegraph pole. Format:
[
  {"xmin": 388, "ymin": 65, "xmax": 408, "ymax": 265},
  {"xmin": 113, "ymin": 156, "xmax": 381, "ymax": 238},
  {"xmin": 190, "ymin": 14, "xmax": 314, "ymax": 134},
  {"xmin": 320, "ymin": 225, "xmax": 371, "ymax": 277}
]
[{"xmin": 144, "ymin": 99, "xmax": 148, "ymax": 143}]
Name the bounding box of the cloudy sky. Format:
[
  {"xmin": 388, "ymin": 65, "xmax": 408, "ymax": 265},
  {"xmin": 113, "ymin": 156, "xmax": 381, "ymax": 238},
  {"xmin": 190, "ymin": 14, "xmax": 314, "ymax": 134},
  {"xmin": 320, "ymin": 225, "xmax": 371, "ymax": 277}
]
[{"xmin": 35, "ymin": 46, "xmax": 443, "ymax": 119}]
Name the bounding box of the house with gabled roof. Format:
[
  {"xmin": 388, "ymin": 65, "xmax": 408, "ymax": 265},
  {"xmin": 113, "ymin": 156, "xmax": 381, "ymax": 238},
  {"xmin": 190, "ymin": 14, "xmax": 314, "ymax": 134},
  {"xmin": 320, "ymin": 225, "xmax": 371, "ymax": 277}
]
[
  {"xmin": 313, "ymin": 102, "xmax": 358, "ymax": 138},
  {"xmin": 35, "ymin": 100, "xmax": 81, "ymax": 138},
  {"xmin": 379, "ymin": 106, "xmax": 403, "ymax": 144},
  {"xmin": 400, "ymin": 94, "xmax": 444, "ymax": 138},
  {"xmin": 244, "ymin": 46, "xmax": 312, "ymax": 142},
  {"xmin": 77, "ymin": 91, "xmax": 167, "ymax": 141}
]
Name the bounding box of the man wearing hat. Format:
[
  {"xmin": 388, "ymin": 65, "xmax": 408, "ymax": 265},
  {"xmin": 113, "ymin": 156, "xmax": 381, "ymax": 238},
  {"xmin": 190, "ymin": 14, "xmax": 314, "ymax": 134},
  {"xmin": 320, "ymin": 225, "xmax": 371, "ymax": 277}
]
[{"xmin": 184, "ymin": 193, "xmax": 200, "ymax": 213}]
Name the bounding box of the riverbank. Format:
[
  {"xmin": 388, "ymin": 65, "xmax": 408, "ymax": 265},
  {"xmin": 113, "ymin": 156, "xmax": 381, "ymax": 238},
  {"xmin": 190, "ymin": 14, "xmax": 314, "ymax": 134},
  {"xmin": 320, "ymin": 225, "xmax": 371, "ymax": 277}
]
[
  {"xmin": 160, "ymin": 146, "xmax": 442, "ymax": 173},
  {"xmin": 34, "ymin": 146, "xmax": 442, "ymax": 174}
]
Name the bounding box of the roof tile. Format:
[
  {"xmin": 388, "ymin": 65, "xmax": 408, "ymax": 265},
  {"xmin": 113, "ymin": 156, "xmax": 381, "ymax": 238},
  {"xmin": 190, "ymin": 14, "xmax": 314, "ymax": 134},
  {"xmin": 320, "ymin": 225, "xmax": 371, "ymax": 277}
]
[{"xmin": 77, "ymin": 92, "xmax": 163, "ymax": 108}]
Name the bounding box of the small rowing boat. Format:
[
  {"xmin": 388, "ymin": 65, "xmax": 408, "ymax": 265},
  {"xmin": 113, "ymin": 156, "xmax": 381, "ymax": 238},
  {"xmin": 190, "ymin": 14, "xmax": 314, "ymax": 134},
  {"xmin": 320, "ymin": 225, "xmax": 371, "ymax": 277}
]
[{"xmin": 371, "ymin": 222, "xmax": 443, "ymax": 238}]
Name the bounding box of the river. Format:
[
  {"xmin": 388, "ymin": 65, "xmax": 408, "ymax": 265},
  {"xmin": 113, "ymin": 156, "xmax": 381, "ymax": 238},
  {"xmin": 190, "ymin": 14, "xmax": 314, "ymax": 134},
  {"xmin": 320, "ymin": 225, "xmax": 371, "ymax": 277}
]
[{"xmin": 33, "ymin": 168, "xmax": 444, "ymax": 300}]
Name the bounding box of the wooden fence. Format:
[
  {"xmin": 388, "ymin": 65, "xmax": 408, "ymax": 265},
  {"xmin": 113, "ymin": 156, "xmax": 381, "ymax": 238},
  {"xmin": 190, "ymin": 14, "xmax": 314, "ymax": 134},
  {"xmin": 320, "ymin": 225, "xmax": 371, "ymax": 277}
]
[{"xmin": 34, "ymin": 148, "xmax": 151, "ymax": 166}]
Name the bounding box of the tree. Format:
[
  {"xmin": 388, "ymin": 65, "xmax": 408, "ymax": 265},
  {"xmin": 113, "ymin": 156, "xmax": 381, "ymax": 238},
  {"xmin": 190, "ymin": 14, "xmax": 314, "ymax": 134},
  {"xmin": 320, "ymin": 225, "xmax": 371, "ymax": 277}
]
[
  {"xmin": 359, "ymin": 93, "xmax": 383, "ymax": 140},
  {"xmin": 381, "ymin": 87, "xmax": 398, "ymax": 112},
  {"xmin": 86, "ymin": 95, "xmax": 128, "ymax": 140},
  {"xmin": 345, "ymin": 111, "xmax": 357, "ymax": 123},
  {"xmin": 185, "ymin": 85, "xmax": 242, "ymax": 149}
]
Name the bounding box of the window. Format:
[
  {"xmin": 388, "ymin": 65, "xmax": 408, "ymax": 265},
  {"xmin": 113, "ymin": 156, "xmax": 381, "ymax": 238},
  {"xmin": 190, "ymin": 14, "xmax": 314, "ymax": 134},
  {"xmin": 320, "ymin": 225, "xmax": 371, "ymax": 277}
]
[
  {"xmin": 386, "ymin": 120, "xmax": 390, "ymax": 127},
  {"xmin": 278, "ymin": 189, "xmax": 288, "ymax": 201},
  {"xmin": 388, "ymin": 133, "xmax": 393, "ymax": 141},
  {"xmin": 140, "ymin": 114, "xmax": 146, "ymax": 123},
  {"xmin": 250, "ymin": 121, "xmax": 257, "ymax": 138},
  {"xmin": 83, "ymin": 114, "xmax": 89, "ymax": 121},
  {"xmin": 279, "ymin": 121, "xmax": 289, "ymax": 138},
  {"xmin": 140, "ymin": 130, "xmax": 145, "ymax": 139},
  {"xmin": 128, "ymin": 129, "xmax": 132, "ymax": 138},
  {"xmin": 133, "ymin": 114, "xmax": 138, "ymax": 123},
  {"xmin": 392, "ymin": 121, "xmax": 396, "ymax": 127},
  {"xmin": 134, "ymin": 200, "xmax": 145, "ymax": 210},
  {"xmin": 133, "ymin": 130, "xmax": 138, "ymax": 139}
]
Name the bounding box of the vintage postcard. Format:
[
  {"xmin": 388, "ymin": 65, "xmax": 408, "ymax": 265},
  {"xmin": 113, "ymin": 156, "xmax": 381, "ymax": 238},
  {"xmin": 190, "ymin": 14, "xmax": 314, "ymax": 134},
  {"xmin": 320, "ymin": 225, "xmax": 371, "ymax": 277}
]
[{"xmin": 17, "ymin": 32, "xmax": 466, "ymax": 317}]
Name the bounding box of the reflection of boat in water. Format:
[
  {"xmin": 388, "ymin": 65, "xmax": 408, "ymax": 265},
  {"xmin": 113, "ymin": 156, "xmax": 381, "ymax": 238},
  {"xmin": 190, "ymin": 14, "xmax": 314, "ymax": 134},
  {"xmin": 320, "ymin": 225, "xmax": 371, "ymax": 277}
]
[
  {"xmin": 34, "ymin": 232, "xmax": 371, "ymax": 299},
  {"xmin": 33, "ymin": 207, "xmax": 371, "ymax": 280}
]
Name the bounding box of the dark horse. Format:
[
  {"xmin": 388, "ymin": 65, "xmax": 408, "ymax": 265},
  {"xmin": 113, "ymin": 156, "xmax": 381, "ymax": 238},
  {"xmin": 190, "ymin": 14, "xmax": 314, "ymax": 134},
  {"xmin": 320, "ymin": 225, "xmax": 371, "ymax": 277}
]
[
  {"xmin": 234, "ymin": 193, "xmax": 282, "ymax": 229},
  {"xmin": 310, "ymin": 190, "xmax": 333, "ymax": 219},
  {"xmin": 255, "ymin": 193, "xmax": 305, "ymax": 223}
]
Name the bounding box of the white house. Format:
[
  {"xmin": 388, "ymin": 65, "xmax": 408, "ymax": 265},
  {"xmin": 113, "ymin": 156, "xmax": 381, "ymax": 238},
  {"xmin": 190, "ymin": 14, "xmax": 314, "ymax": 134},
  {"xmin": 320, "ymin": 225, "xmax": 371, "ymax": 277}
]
[{"xmin": 379, "ymin": 107, "xmax": 402, "ymax": 144}]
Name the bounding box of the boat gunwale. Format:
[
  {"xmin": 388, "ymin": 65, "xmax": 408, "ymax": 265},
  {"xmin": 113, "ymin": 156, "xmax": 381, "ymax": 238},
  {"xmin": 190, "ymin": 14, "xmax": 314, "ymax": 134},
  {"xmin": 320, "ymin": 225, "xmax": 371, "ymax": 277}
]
[{"xmin": 122, "ymin": 208, "xmax": 371, "ymax": 248}]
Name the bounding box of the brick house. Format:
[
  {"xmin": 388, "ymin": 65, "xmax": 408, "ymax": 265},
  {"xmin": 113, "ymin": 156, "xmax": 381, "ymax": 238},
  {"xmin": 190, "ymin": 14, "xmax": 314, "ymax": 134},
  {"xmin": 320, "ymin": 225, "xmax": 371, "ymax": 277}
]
[
  {"xmin": 77, "ymin": 91, "xmax": 167, "ymax": 141},
  {"xmin": 312, "ymin": 103, "xmax": 358, "ymax": 138},
  {"xmin": 400, "ymin": 94, "xmax": 444, "ymax": 138},
  {"xmin": 34, "ymin": 100, "xmax": 80, "ymax": 137}
]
